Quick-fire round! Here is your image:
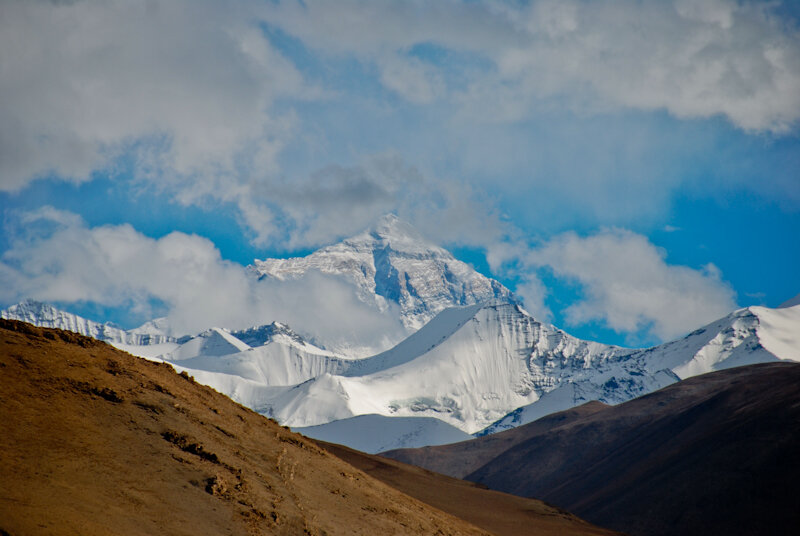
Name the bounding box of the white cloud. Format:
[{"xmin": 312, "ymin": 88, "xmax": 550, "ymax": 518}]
[
  {"xmin": 674, "ymin": 0, "xmax": 736, "ymax": 29},
  {"xmin": 464, "ymin": 0, "xmax": 800, "ymax": 132},
  {"xmin": 261, "ymin": 0, "xmax": 511, "ymax": 57},
  {"xmin": 0, "ymin": 0, "xmax": 307, "ymax": 193},
  {"xmin": 0, "ymin": 209, "xmax": 405, "ymax": 351},
  {"xmin": 378, "ymin": 54, "xmax": 444, "ymax": 104},
  {"xmin": 266, "ymin": 0, "xmax": 800, "ymax": 132},
  {"xmin": 2, "ymin": 0, "xmax": 798, "ymax": 253},
  {"xmin": 514, "ymin": 276, "xmax": 553, "ymax": 323},
  {"xmin": 243, "ymin": 154, "xmax": 508, "ymax": 250},
  {"xmin": 523, "ymin": 229, "xmax": 737, "ymax": 341}
]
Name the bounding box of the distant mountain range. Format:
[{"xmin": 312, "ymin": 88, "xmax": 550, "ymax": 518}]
[
  {"xmin": 0, "ymin": 299, "xmax": 178, "ymax": 346},
  {"xmin": 3, "ymin": 215, "xmax": 799, "ymax": 450}
]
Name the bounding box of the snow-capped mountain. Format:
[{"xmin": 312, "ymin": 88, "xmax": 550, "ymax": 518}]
[
  {"xmin": 232, "ymin": 322, "xmax": 315, "ymax": 348},
  {"xmin": 4, "ymin": 213, "xmax": 799, "ymax": 449},
  {"xmin": 0, "ymin": 300, "xmax": 176, "ymax": 346},
  {"xmin": 252, "ymin": 303, "xmax": 677, "ymax": 434},
  {"xmin": 483, "ymin": 302, "xmax": 800, "ymax": 433},
  {"xmin": 201, "ymin": 301, "xmax": 799, "ymax": 436},
  {"xmin": 167, "ymin": 328, "xmax": 353, "ymax": 387},
  {"xmin": 159, "ymin": 327, "xmax": 251, "ymax": 361},
  {"xmin": 250, "ymin": 214, "xmax": 517, "ymax": 332},
  {"xmin": 6, "ymin": 297, "xmax": 799, "ymax": 442}
]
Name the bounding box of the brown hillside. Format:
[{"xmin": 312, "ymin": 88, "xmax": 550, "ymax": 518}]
[
  {"xmin": 383, "ymin": 400, "xmax": 610, "ymax": 479},
  {"xmin": 316, "ymin": 440, "xmax": 619, "ymax": 536},
  {"xmin": 0, "ymin": 319, "xmax": 490, "ymax": 536},
  {"xmin": 385, "ymin": 362, "xmax": 800, "ymax": 536}
]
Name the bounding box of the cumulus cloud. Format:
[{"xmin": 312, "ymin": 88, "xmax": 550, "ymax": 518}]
[
  {"xmin": 0, "ymin": 0, "xmax": 307, "ymax": 192},
  {"xmin": 0, "ymin": 208, "xmax": 405, "ymax": 352},
  {"xmin": 522, "ymin": 229, "xmax": 737, "ymax": 341},
  {"xmin": 2, "ymin": 0, "xmax": 798, "ymax": 252},
  {"xmin": 490, "ymin": 0, "xmax": 800, "ymax": 131},
  {"xmin": 514, "ymin": 276, "xmax": 553, "ymax": 323},
  {"xmin": 266, "ymin": 0, "xmax": 800, "ymax": 132}
]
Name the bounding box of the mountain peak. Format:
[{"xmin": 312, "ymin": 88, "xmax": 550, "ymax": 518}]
[
  {"xmin": 5, "ymin": 299, "xmax": 51, "ymax": 314},
  {"xmin": 373, "ymin": 213, "xmax": 416, "ymax": 237},
  {"xmin": 251, "ymin": 215, "xmax": 518, "ymax": 337},
  {"xmin": 347, "ymin": 213, "xmax": 434, "ymax": 253}
]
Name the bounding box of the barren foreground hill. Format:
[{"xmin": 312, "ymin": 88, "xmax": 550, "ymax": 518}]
[
  {"xmin": 0, "ymin": 319, "xmax": 492, "ymax": 536},
  {"xmin": 385, "ymin": 362, "xmax": 800, "ymax": 536},
  {"xmin": 0, "ymin": 319, "xmax": 618, "ymax": 536},
  {"xmin": 316, "ymin": 440, "xmax": 618, "ymax": 536}
]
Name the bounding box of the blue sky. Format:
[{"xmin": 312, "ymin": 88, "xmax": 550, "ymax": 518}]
[{"xmin": 1, "ymin": 0, "xmax": 798, "ymax": 347}]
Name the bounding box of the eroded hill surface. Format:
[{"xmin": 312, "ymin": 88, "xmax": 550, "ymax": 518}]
[
  {"xmin": 316, "ymin": 440, "xmax": 619, "ymax": 536},
  {"xmin": 0, "ymin": 319, "xmax": 490, "ymax": 536}
]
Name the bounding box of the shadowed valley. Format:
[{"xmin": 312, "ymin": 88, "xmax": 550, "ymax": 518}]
[{"xmin": 384, "ymin": 362, "xmax": 800, "ymax": 536}]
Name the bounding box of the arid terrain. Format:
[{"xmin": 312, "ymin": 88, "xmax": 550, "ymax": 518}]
[
  {"xmin": 0, "ymin": 319, "xmax": 489, "ymax": 535},
  {"xmin": 0, "ymin": 319, "xmax": 613, "ymax": 535},
  {"xmin": 385, "ymin": 362, "xmax": 800, "ymax": 536},
  {"xmin": 316, "ymin": 440, "xmax": 618, "ymax": 536}
]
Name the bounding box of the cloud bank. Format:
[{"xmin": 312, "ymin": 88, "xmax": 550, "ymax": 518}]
[
  {"xmin": 1, "ymin": 0, "xmax": 798, "ymax": 250},
  {"xmin": 0, "ymin": 0, "xmax": 306, "ymax": 224},
  {"xmin": 1, "ymin": 208, "xmax": 738, "ymax": 346},
  {"xmin": 266, "ymin": 0, "xmax": 800, "ymax": 131},
  {"xmin": 0, "ymin": 208, "xmax": 405, "ymax": 353}
]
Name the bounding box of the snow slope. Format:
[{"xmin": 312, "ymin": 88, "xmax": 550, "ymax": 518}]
[
  {"xmin": 255, "ymin": 304, "xmax": 677, "ymax": 433},
  {"xmin": 158, "ymin": 328, "xmax": 250, "ymax": 361},
  {"xmin": 294, "ymin": 414, "xmax": 472, "ymax": 454},
  {"xmin": 483, "ymin": 303, "xmax": 800, "ymax": 433},
  {"xmin": 250, "ymin": 214, "xmax": 516, "ymax": 333},
  {"xmin": 635, "ymin": 305, "xmax": 799, "ymax": 379},
  {"xmin": 172, "ymin": 341, "xmax": 351, "ymax": 386}
]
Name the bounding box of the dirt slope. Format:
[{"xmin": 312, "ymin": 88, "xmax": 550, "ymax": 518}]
[
  {"xmin": 316, "ymin": 440, "xmax": 619, "ymax": 536},
  {"xmin": 0, "ymin": 320, "xmax": 490, "ymax": 536},
  {"xmin": 385, "ymin": 362, "xmax": 800, "ymax": 536}
]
